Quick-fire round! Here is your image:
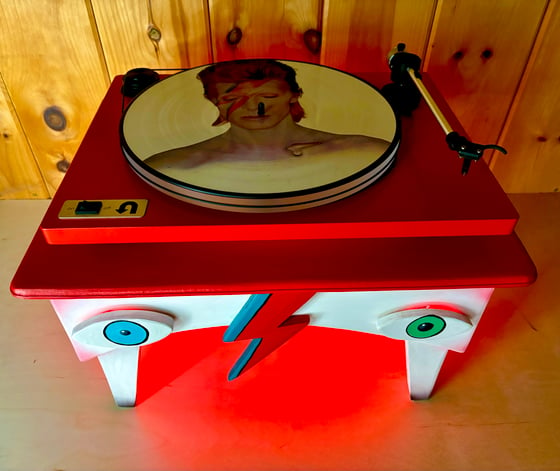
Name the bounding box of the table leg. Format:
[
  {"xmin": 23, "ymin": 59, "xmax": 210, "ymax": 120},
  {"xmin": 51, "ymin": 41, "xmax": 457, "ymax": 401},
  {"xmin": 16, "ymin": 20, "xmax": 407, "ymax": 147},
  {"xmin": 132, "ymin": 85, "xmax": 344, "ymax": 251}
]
[
  {"xmin": 405, "ymin": 341, "xmax": 448, "ymax": 400},
  {"xmin": 97, "ymin": 347, "xmax": 140, "ymax": 407}
]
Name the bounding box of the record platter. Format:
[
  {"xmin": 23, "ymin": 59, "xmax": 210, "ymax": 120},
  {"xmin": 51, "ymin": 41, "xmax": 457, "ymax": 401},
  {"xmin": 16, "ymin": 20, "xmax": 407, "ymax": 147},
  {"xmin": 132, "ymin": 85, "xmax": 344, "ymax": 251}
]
[{"xmin": 121, "ymin": 60, "xmax": 400, "ymax": 213}]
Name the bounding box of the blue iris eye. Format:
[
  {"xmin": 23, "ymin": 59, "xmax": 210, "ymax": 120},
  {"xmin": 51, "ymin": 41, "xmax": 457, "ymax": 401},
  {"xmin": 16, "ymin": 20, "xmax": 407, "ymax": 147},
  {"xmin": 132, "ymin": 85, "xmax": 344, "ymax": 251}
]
[{"xmin": 103, "ymin": 320, "xmax": 149, "ymax": 345}]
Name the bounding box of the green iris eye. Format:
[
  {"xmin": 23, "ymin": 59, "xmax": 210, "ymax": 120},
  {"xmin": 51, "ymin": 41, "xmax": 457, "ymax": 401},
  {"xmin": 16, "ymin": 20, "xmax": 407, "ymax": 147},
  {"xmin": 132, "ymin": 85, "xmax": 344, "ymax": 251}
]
[{"xmin": 406, "ymin": 315, "xmax": 446, "ymax": 339}]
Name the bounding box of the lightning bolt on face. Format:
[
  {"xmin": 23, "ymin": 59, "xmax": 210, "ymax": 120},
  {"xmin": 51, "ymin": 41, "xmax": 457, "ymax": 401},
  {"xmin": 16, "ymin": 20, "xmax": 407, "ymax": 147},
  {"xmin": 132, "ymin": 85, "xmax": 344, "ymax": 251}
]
[{"xmin": 213, "ymin": 79, "xmax": 299, "ymax": 131}]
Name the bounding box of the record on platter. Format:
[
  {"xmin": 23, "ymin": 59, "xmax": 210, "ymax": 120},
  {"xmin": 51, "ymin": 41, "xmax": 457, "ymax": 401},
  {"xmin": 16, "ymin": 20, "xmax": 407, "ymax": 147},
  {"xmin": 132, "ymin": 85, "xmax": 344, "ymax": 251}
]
[{"xmin": 120, "ymin": 59, "xmax": 400, "ymax": 213}]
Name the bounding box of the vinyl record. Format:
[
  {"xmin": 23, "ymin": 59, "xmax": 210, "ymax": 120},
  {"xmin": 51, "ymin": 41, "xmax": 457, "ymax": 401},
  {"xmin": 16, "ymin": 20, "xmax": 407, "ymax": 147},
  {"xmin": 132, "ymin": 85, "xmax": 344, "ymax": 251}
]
[{"xmin": 121, "ymin": 60, "xmax": 400, "ymax": 213}]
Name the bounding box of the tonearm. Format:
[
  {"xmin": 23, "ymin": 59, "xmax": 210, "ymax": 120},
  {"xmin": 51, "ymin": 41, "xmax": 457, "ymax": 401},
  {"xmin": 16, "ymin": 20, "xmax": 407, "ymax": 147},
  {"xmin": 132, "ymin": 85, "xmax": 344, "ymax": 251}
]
[{"xmin": 381, "ymin": 43, "xmax": 507, "ymax": 175}]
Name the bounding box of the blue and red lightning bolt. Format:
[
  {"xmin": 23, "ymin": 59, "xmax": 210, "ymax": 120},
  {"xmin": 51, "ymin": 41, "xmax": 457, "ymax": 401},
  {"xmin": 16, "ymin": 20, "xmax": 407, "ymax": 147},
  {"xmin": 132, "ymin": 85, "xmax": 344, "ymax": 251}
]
[{"xmin": 223, "ymin": 291, "xmax": 315, "ymax": 380}]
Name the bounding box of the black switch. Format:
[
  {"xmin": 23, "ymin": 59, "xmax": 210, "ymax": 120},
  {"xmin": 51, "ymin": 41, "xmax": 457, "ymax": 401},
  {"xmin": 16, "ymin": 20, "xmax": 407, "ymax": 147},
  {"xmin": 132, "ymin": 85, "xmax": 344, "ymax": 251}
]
[{"xmin": 75, "ymin": 200, "xmax": 103, "ymax": 215}]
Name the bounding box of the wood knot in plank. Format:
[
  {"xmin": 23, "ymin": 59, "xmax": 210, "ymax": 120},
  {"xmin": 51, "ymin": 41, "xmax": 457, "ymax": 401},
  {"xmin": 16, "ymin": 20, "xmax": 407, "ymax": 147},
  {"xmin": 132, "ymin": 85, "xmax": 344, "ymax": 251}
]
[
  {"xmin": 43, "ymin": 106, "xmax": 67, "ymax": 131},
  {"xmin": 452, "ymin": 49, "xmax": 466, "ymax": 61},
  {"xmin": 480, "ymin": 48, "xmax": 494, "ymax": 61},
  {"xmin": 56, "ymin": 156, "xmax": 70, "ymax": 173},
  {"xmin": 303, "ymin": 29, "xmax": 322, "ymax": 55},
  {"xmin": 226, "ymin": 27, "xmax": 243, "ymax": 46}
]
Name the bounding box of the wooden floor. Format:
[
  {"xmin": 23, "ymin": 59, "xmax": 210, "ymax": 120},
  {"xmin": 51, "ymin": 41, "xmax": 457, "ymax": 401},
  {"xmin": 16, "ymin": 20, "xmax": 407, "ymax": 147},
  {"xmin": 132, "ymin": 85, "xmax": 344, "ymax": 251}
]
[{"xmin": 1, "ymin": 193, "xmax": 559, "ymax": 471}]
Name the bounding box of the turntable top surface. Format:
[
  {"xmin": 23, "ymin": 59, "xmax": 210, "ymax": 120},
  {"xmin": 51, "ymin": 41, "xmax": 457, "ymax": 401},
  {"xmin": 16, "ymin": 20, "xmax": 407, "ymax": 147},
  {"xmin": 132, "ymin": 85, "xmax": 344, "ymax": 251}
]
[
  {"xmin": 38, "ymin": 71, "xmax": 518, "ymax": 245},
  {"xmin": 10, "ymin": 68, "xmax": 537, "ymax": 298}
]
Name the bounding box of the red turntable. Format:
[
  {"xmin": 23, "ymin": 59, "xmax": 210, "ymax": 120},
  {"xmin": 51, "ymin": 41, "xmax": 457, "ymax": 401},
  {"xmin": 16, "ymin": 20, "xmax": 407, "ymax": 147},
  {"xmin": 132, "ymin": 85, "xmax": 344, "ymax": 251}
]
[{"xmin": 10, "ymin": 51, "xmax": 536, "ymax": 407}]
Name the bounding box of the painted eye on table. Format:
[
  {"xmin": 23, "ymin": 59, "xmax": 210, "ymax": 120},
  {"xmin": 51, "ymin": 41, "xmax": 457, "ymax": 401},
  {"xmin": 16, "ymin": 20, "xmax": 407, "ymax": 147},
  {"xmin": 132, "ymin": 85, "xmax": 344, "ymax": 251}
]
[
  {"xmin": 71, "ymin": 309, "xmax": 175, "ymax": 348},
  {"xmin": 406, "ymin": 315, "xmax": 447, "ymax": 338},
  {"xmin": 103, "ymin": 320, "xmax": 149, "ymax": 346},
  {"xmin": 377, "ymin": 307, "xmax": 472, "ymax": 342}
]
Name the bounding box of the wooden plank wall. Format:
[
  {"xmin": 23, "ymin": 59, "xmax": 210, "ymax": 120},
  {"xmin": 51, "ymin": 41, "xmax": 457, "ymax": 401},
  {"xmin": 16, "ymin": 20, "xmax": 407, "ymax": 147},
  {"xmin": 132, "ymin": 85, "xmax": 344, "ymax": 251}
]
[{"xmin": 0, "ymin": 0, "xmax": 558, "ymax": 199}]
